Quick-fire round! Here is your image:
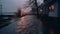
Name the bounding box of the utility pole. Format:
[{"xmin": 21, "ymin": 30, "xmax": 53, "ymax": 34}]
[{"xmin": 0, "ymin": 1, "xmax": 2, "ymax": 17}]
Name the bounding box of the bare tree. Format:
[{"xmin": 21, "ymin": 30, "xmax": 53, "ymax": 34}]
[{"xmin": 16, "ymin": 0, "xmax": 42, "ymax": 34}]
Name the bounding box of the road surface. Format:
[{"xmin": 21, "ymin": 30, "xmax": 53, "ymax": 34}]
[{"xmin": 0, "ymin": 18, "xmax": 19, "ymax": 34}]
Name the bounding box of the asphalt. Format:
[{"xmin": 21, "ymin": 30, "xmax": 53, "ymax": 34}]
[
  {"xmin": 0, "ymin": 17, "xmax": 60, "ymax": 34},
  {"xmin": 0, "ymin": 18, "xmax": 19, "ymax": 34}
]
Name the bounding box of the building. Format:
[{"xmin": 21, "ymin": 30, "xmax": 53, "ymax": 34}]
[{"xmin": 45, "ymin": 0, "xmax": 59, "ymax": 17}]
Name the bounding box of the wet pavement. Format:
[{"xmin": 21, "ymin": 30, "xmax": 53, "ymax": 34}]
[
  {"xmin": 0, "ymin": 18, "xmax": 19, "ymax": 34},
  {"xmin": 0, "ymin": 17, "xmax": 60, "ymax": 34},
  {"xmin": 0, "ymin": 17, "xmax": 44, "ymax": 34}
]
